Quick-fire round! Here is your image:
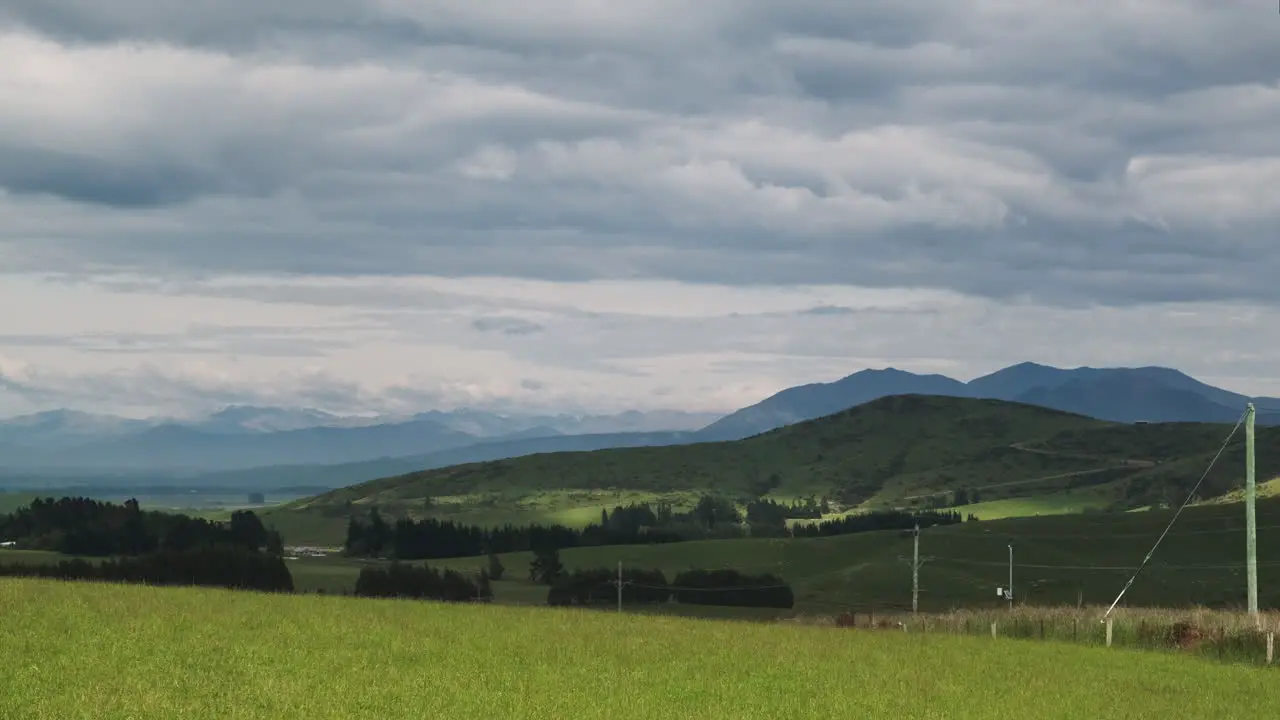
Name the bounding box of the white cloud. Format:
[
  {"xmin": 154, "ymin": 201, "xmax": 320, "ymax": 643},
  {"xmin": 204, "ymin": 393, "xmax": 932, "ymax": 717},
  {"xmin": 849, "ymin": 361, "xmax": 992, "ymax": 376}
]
[
  {"xmin": 3, "ymin": 273, "xmax": 1280, "ymax": 419},
  {"xmin": 0, "ymin": 1, "xmax": 1279, "ymax": 416}
]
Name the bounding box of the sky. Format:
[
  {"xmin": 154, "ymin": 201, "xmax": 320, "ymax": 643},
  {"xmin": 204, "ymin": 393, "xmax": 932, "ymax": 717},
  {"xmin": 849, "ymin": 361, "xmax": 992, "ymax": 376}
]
[{"xmin": 2, "ymin": 1, "xmax": 1280, "ymax": 419}]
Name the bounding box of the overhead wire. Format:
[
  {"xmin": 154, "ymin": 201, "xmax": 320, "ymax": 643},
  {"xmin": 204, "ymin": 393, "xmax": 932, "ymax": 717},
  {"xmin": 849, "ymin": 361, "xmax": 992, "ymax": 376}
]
[{"xmin": 1099, "ymin": 408, "xmax": 1249, "ymax": 619}]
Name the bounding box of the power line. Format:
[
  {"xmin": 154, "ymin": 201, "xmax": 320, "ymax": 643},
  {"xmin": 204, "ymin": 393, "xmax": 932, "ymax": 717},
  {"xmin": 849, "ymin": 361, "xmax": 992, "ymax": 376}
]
[
  {"xmin": 958, "ymin": 523, "xmax": 1280, "ymax": 540},
  {"xmin": 1101, "ymin": 408, "xmax": 1248, "ymax": 620},
  {"xmin": 933, "ymin": 557, "xmax": 1280, "ymax": 571}
]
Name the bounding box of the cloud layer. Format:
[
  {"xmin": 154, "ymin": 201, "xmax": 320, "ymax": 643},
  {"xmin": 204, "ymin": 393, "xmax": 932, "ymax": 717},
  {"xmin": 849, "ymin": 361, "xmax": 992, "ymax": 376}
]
[{"xmin": 1, "ymin": 1, "xmax": 1279, "ymax": 416}]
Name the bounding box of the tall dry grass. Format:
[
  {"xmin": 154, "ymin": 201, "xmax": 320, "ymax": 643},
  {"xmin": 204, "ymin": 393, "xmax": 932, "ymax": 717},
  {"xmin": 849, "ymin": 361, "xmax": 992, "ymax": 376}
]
[{"xmin": 789, "ymin": 604, "xmax": 1280, "ymax": 666}]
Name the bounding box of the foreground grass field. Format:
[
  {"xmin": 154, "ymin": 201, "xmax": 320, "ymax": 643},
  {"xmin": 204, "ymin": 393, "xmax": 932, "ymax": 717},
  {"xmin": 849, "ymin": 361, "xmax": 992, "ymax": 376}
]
[{"xmin": 1, "ymin": 579, "xmax": 1275, "ymax": 720}]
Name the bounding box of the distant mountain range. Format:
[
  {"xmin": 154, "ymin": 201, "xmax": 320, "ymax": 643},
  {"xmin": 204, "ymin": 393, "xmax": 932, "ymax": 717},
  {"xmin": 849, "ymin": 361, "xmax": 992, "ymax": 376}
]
[
  {"xmin": 1, "ymin": 362, "xmax": 1276, "ymax": 491},
  {"xmin": 695, "ymin": 362, "xmax": 1280, "ymax": 441},
  {"xmin": 0, "ymin": 405, "xmax": 720, "ymax": 475}
]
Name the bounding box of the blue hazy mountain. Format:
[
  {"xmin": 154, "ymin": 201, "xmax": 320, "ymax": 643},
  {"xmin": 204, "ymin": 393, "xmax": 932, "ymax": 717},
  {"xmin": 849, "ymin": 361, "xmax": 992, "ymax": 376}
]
[{"xmin": 694, "ymin": 362, "xmax": 1280, "ymax": 441}]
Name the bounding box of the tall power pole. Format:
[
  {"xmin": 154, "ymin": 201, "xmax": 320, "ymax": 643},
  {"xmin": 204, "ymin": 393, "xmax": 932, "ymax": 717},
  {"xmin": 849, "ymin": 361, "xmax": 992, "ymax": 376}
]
[
  {"xmin": 1007, "ymin": 544, "xmax": 1014, "ymax": 611},
  {"xmin": 899, "ymin": 524, "xmax": 930, "ymax": 614},
  {"xmin": 1246, "ymin": 403, "xmax": 1258, "ymax": 619},
  {"xmin": 912, "ymin": 523, "xmax": 920, "ymax": 615}
]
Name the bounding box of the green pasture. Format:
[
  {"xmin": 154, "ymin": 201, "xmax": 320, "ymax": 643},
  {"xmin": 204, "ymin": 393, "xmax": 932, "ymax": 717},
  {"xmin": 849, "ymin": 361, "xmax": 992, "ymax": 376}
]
[{"xmin": 1, "ymin": 579, "xmax": 1275, "ymax": 720}]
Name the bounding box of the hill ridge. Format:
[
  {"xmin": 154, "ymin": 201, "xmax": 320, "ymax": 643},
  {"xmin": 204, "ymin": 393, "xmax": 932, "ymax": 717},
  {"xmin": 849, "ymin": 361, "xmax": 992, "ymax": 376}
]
[{"xmin": 266, "ymin": 394, "xmax": 1280, "ymax": 545}]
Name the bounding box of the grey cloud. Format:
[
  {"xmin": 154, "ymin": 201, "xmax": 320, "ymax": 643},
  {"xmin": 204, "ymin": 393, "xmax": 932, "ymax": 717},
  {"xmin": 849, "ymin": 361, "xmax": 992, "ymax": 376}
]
[
  {"xmin": 0, "ymin": 145, "xmax": 216, "ymax": 207},
  {"xmin": 0, "ymin": 1, "xmax": 1278, "ymax": 308},
  {"xmin": 471, "ymin": 316, "xmax": 546, "ymax": 335},
  {"xmin": 0, "ymin": 325, "xmax": 355, "ymax": 358},
  {"xmin": 0, "ymin": 360, "xmax": 393, "ymax": 416},
  {"xmin": 797, "ymin": 305, "xmax": 855, "ymax": 316}
]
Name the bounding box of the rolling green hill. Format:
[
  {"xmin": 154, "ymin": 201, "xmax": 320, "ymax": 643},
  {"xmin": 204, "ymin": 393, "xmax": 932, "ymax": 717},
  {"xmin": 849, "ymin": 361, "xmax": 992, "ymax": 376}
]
[{"xmin": 263, "ymin": 395, "xmax": 1280, "ymax": 545}]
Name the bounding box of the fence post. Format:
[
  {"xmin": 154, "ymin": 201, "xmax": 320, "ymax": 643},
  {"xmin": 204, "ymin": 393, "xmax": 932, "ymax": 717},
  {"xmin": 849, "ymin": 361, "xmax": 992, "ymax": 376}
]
[
  {"xmin": 1267, "ymin": 632, "xmax": 1274, "ymax": 665},
  {"xmin": 991, "ymin": 621, "xmax": 998, "ymax": 639},
  {"xmin": 1106, "ymin": 617, "xmax": 1113, "ymax": 648}
]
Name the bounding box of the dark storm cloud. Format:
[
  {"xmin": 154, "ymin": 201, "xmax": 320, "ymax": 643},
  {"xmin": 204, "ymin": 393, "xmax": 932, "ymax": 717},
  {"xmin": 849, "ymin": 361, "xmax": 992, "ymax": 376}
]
[
  {"xmin": 1, "ymin": 1, "xmax": 1278, "ymax": 308},
  {"xmin": 0, "ymin": 144, "xmax": 216, "ymax": 207}
]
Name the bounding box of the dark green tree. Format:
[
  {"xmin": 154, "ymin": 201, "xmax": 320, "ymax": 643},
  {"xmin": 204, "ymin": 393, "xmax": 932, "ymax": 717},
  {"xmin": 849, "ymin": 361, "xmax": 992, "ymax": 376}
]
[
  {"xmin": 228, "ymin": 510, "xmax": 269, "ymax": 551},
  {"xmin": 529, "ymin": 546, "xmax": 563, "ymax": 584},
  {"xmin": 476, "ymin": 568, "xmax": 493, "ymax": 602},
  {"xmin": 265, "ymin": 529, "xmax": 285, "ymax": 556},
  {"xmin": 367, "ymin": 509, "xmax": 389, "ymax": 556},
  {"xmin": 487, "ymin": 551, "xmax": 505, "ymax": 581}
]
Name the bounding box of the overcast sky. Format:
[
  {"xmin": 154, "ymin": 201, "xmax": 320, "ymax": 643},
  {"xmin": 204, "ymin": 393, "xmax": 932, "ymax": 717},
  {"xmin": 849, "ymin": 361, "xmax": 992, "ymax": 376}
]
[{"xmin": 2, "ymin": 1, "xmax": 1279, "ymax": 419}]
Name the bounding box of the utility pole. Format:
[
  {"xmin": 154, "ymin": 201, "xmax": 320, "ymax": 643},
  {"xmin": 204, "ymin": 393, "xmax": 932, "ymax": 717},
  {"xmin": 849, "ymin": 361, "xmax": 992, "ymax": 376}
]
[
  {"xmin": 1007, "ymin": 544, "xmax": 1014, "ymax": 611},
  {"xmin": 912, "ymin": 523, "xmax": 920, "ymax": 615},
  {"xmin": 1246, "ymin": 403, "xmax": 1258, "ymax": 619},
  {"xmin": 617, "ymin": 560, "xmax": 623, "ymax": 613},
  {"xmin": 899, "ymin": 523, "xmax": 930, "ymax": 615}
]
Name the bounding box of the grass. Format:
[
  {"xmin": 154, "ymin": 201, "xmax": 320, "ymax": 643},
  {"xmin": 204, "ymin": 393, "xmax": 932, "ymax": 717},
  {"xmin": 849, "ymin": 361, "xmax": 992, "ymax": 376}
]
[
  {"xmin": 956, "ymin": 489, "xmax": 1112, "ymax": 520},
  {"xmin": 1200, "ymin": 476, "xmax": 1280, "ymax": 505},
  {"xmin": 1, "ymin": 579, "xmax": 1276, "ymax": 719},
  {"xmin": 0, "ymin": 491, "xmax": 41, "ymax": 515},
  {"xmin": 267, "ymin": 493, "xmax": 1280, "ymax": 615},
  {"xmin": 263, "ymin": 396, "xmax": 1280, "ymax": 546}
]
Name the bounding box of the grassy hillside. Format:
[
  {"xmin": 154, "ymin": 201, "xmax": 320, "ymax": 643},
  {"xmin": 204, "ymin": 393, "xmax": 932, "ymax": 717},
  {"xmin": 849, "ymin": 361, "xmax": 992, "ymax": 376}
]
[
  {"xmin": 263, "ymin": 395, "xmax": 1279, "ymax": 545},
  {"xmin": 2, "ymin": 580, "xmax": 1275, "ymax": 720}
]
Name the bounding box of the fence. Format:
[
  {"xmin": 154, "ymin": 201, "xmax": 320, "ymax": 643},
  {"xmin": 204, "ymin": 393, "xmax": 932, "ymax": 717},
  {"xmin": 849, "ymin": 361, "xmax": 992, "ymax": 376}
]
[{"xmin": 792, "ymin": 605, "xmax": 1279, "ymax": 667}]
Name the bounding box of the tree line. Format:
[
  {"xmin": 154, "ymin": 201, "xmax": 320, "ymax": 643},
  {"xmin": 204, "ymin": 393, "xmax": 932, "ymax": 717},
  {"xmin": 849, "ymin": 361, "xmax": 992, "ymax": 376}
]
[
  {"xmin": 353, "ymin": 563, "xmax": 492, "ymax": 603},
  {"xmin": 791, "ymin": 509, "xmax": 965, "ymax": 538},
  {"xmin": 344, "ymin": 496, "xmax": 969, "ymax": 560},
  {"xmin": 0, "ymin": 497, "xmax": 292, "ymax": 593},
  {"xmin": 0, "ymin": 496, "xmax": 283, "ymax": 556},
  {"xmin": 0, "ymin": 545, "xmax": 293, "ymax": 592}
]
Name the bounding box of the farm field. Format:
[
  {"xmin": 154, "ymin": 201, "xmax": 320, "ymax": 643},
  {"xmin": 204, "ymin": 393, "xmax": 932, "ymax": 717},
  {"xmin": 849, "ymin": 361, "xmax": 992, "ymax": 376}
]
[
  {"xmin": 1, "ymin": 579, "xmax": 1276, "ymax": 720},
  {"xmin": 9, "ymin": 495, "xmax": 1279, "ymax": 614},
  {"xmin": 0, "ymin": 489, "xmax": 296, "ymax": 520},
  {"xmin": 957, "ymin": 489, "xmax": 1112, "ymax": 520},
  {"xmin": 285, "ymin": 496, "xmax": 1280, "ymax": 612}
]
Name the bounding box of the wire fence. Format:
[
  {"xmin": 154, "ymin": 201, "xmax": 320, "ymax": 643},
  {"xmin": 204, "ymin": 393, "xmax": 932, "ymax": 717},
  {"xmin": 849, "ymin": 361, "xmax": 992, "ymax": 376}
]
[{"xmin": 784, "ymin": 605, "xmax": 1279, "ymax": 668}]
